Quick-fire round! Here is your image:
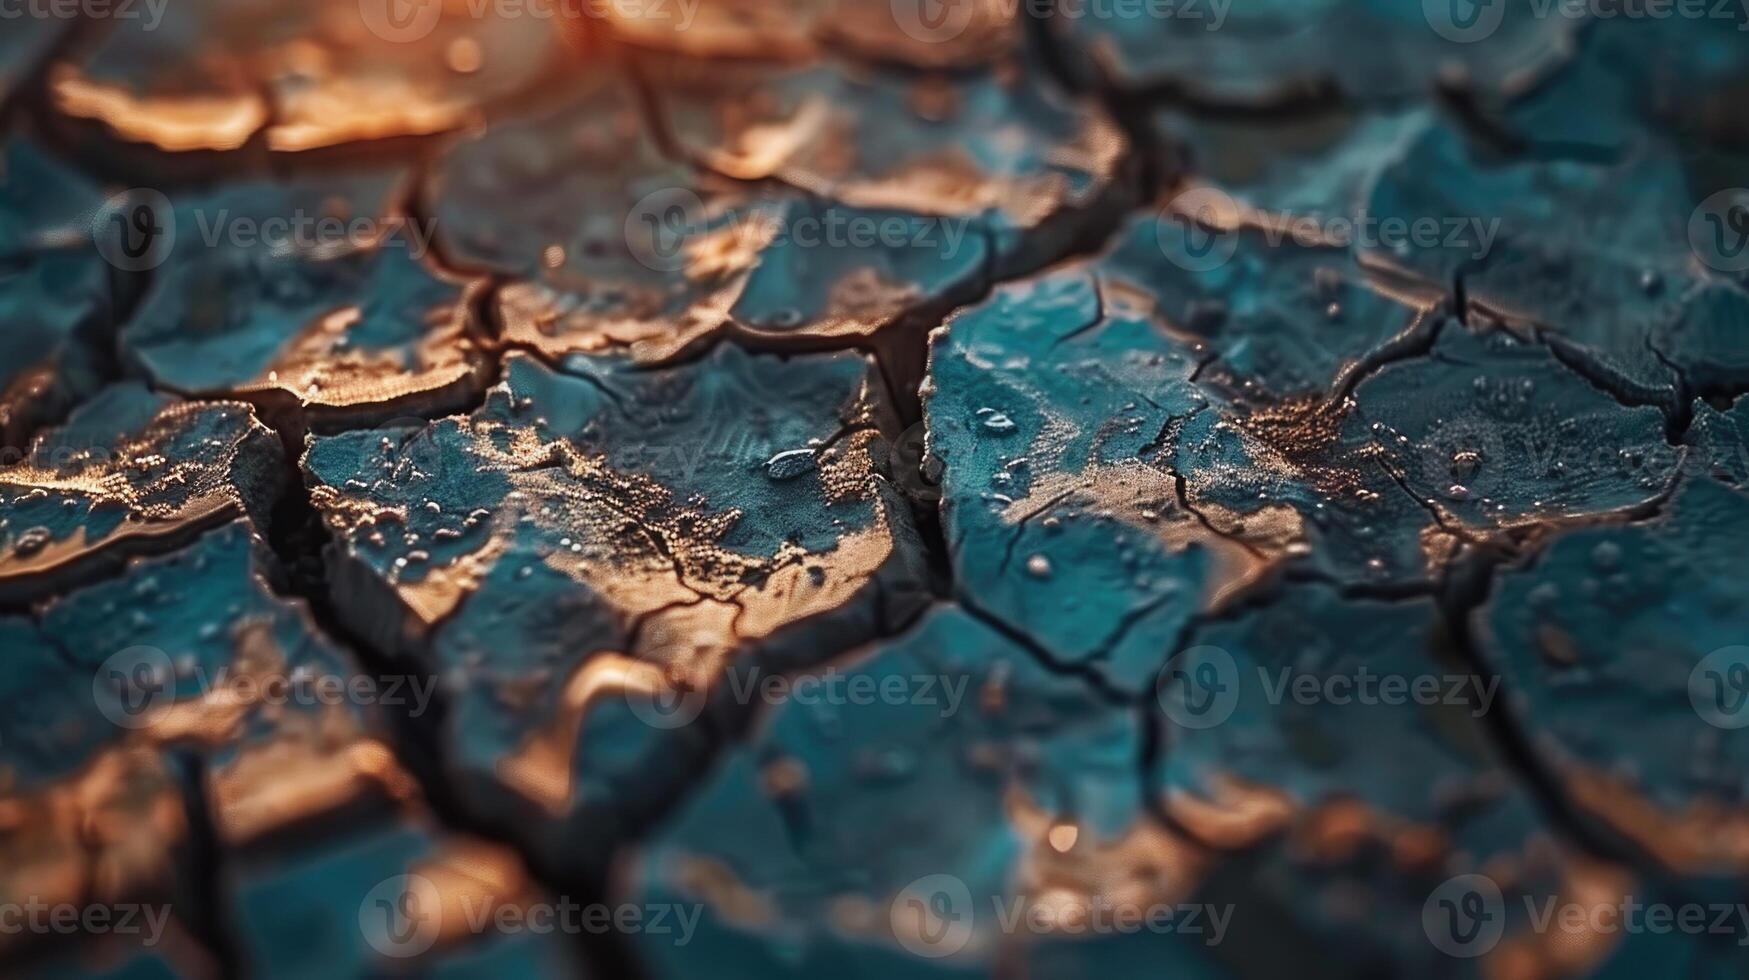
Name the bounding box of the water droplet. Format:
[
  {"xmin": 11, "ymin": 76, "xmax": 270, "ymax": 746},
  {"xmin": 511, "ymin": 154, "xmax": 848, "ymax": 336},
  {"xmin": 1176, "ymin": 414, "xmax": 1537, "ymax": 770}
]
[
  {"xmin": 1047, "ymin": 822, "xmax": 1080, "ymax": 853},
  {"xmin": 1590, "ymin": 541, "xmax": 1622, "ymax": 572},
  {"xmin": 765, "ymin": 449, "xmax": 817, "ymax": 481},
  {"xmin": 1450, "ymin": 450, "xmax": 1483, "ymax": 482},
  {"xmin": 1025, "ymin": 554, "xmax": 1053, "ymax": 579},
  {"xmin": 13, "ymin": 527, "xmax": 51, "ymax": 557},
  {"xmin": 981, "ymin": 413, "xmax": 1017, "ymax": 434},
  {"xmin": 761, "ymin": 308, "xmax": 804, "ymax": 330}
]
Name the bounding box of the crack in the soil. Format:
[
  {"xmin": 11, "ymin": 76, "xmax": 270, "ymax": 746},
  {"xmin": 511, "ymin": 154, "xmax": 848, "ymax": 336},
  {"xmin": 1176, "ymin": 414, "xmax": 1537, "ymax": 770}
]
[
  {"xmin": 243, "ymin": 407, "xmax": 651, "ymax": 976},
  {"xmin": 17, "ymin": 7, "xmax": 1744, "ymax": 973},
  {"xmin": 954, "ymin": 589, "xmax": 1137, "ymax": 707},
  {"xmin": 1433, "ymin": 540, "xmax": 1713, "ymax": 907},
  {"xmin": 170, "ymin": 751, "xmax": 242, "ymax": 980}
]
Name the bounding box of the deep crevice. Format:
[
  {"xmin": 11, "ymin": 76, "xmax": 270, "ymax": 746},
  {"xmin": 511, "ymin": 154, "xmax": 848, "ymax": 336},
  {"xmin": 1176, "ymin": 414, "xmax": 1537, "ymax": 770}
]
[
  {"xmin": 169, "ymin": 751, "xmax": 242, "ymax": 980},
  {"xmin": 1433, "ymin": 543, "xmax": 1704, "ymax": 904},
  {"xmin": 256, "ymin": 457, "xmax": 651, "ymax": 980}
]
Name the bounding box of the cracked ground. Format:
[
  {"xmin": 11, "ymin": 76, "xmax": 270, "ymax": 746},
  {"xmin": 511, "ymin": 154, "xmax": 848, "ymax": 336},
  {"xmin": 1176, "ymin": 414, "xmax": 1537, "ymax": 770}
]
[{"xmin": 1, "ymin": 2, "xmax": 1748, "ymax": 977}]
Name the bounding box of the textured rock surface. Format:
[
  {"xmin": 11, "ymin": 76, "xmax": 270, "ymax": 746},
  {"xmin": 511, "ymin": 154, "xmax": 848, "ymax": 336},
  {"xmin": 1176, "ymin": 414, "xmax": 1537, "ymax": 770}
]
[
  {"xmin": 653, "ymin": 54, "xmax": 1132, "ymax": 274},
  {"xmin": 927, "ymin": 268, "xmax": 1259, "ymax": 695},
  {"xmin": 0, "ymin": 386, "xmax": 283, "ymax": 600},
  {"xmin": 49, "ymin": 0, "xmax": 562, "ymax": 154},
  {"xmin": 0, "ymin": 137, "xmax": 112, "ymax": 451},
  {"xmin": 3, "ymin": 5, "xmax": 1748, "ymax": 978},
  {"xmin": 619, "ymin": 606, "xmax": 1205, "ymax": 976},
  {"xmin": 596, "ymin": 0, "xmax": 1018, "ymax": 68},
  {"xmin": 427, "ymin": 74, "xmax": 734, "ymax": 363},
  {"xmin": 303, "ymin": 346, "xmax": 930, "ymax": 871},
  {"xmin": 0, "ymin": 524, "xmax": 392, "ymax": 970},
  {"xmin": 1363, "ymin": 117, "xmax": 1701, "ymax": 410},
  {"xmin": 430, "ymin": 73, "xmax": 997, "ymax": 363},
  {"xmin": 1152, "ymin": 583, "xmax": 1689, "ymax": 977},
  {"xmin": 1477, "ymin": 475, "xmax": 1749, "ymax": 880},
  {"xmin": 225, "ymin": 810, "xmax": 585, "ymax": 977},
  {"xmin": 1050, "ymin": 0, "xmax": 1578, "ymax": 105},
  {"xmin": 1484, "ymin": 15, "xmax": 1749, "ymax": 157},
  {"xmin": 120, "ymin": 172, "xmax": 491, "ymax": 430}
]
